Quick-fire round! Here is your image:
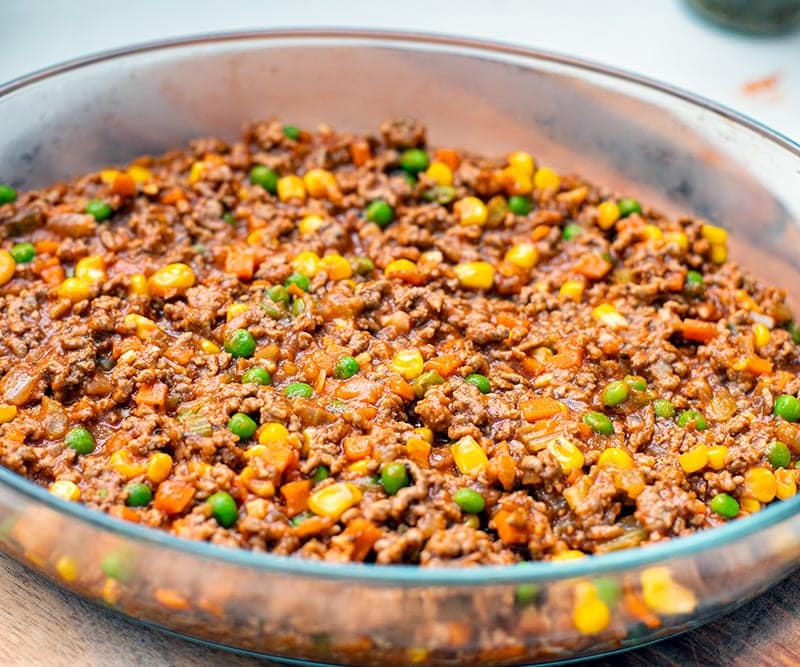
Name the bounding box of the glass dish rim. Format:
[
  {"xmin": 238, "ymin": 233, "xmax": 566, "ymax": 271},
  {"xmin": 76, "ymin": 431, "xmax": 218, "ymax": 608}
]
[{"xmin": 1, "ymin": 28, "xmax": 799, "ymax": 586}]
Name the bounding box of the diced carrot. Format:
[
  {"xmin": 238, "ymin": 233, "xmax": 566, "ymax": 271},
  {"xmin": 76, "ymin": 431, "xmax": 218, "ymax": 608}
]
[
  {"xmin": 497, "ymin": 312, "xmax": 529, "ymax": 330},
  {"xmin": 522, "ymin": 357, "xmax": 545, "ymax": 376},
  {"xmin": 259, "ymin": 441, "xmax": 298, "ymax": 475},
  {"xmin": 109, "ymin": 505, "xmax": 141, "ymax": 523},
  {"xmin": 155, "ymin": 588, "xmax": 190, "ymax": 610},
  {"xmin": 491, "ymin": 508, "xmax": 528, "ymax": 545},
  {"xmin": 287, "ymin": 283, "xmax": 306, "ymax": 298},
  {"xmin": 424, "ymin": 354, "xmax": 462, "ymax": 378},
  {"xmin": 434, "ymin": 148, "xmax": 461, "ymax": 170},
  {"xmin": 40, "ymin": 264, "xmax": 66, "ymax": 286},
  {"xmin": 343, "ymin": 436, "xmax": 372, "ymax": 461},
  {"xmin": 548, "ymin": 347, "xmax": 584, "ymax": 369},
  {"xmin": 406, "ymin": 438, "xmax": 431, "ymax": 467},
  {"xmin": 293, "ymin": 515, "xmax": 333, "ymax": 538},
  {"xmin": 356, "ymin": 406, "xmax": 377, "ymax": 421},
  {"xmin": 160, "ymin": 187, "xmax": 186, "ymax": 205},
  {"xmin": 135, "ymin": 382, "xmax": 168, "ymax": 410},
  {"xmin": 154, "ymin": 480, "xmax": 196, "ymax": 515},
  {"xmin": 531, "ymin": 225, "xmax": 551, "ymax": 241},
  {"xmin": 112, "ymin": 335, "xmax": 143, "ymax": 359},
  {"xmin": 493, "ymin": 454, "xmax": 517, "ymax": 491},
  {"xmin": 280, "ymin": 479, "xmax": 312, "ymax": 517},
  {"xmin": 624, "ymin": 592, "xmax": 661, "ymax": 629},
  {"xmin": 521, "ymin": 397, "xmax": 565, "ymax": 422},
  {"xmin": 35, "ymin": 240, "xmax": 61, "ymax": 255},
  {"xmin": 224, "ymin": 248, "xmax": 255, "ymax": 281},
  {"xmin": 342, "ymin": 518, "xmax": 382, "ymax": 561},
  {"xmin": 335, "ymin": 377, "xmax": 383, "ymax": 403},
  {"xmin": 574, "ymin": 253, "xmax": 612, "ymax": 280},
  {"xmin": 681, "ymin": 319, "xmax": 717, "ymax": 343},
  {"xmin": 388, "ymin": 375, "xmax": 415, "ymax": 401},
  {"xmin": 743, "ymin": 356, "xmax": 773, "ymax": 375},
  {"xmin": 349, "ymin": 140, "xmax": 372, "ymax": 167},
  {"xmin": 111, "ymin": 173, "xmax": 136, "ymax": 197}
]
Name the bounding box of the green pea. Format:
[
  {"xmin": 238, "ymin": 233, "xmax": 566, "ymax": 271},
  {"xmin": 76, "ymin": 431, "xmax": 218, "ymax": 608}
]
[
  {"xmin": 222, "ymin": 212, "xmax": 236, "ymax": 225},
  {"xmin": 514, "ymin": 576, "xmax": 540, "ymax": 607},
  {"xmin": 422, "ymin": 185, "xmax": 456, "ymax": 204},
  {"xmin": 312, "ymin": 465, "xmax": 330, "ymax": 483},
  {"xmin": 266, "ymin": 284, "xmax": 290, "ymax": 304},
  {"xmin": 9, "ymin": 242, "xmax": 35, "ymax": 264},
  {"xmin": 0, "ymin": 184, "xmax": 17, "ymax": 204},
  {"xmin": 125, "ymin": 483, "xmax": 153, "ymax": 507},
  {"xmin": 366, "ymin": 200, "xmax": 394, "ymax": 228},
  {"xmin": 710, "ymin": 492, "xmax": 739, "ymax": 519},
  {"xmin": 774, "ymin": 394, "xmax": 800, "ymax": 422},
  {"xmin": 412, "ymin": 371, "xmax": 445, "ymax": 398},
  {"xmin": 291, "ymin": 297, "xmax": 306, "ymax": 316},
  {"xmin": 249, "ymin": 165, "xmax": 278, "ymax": 193},
  {"xmin": 224, "ymin": 329, "xmax": 256, "ymax": 358},
  {"xmin": 465, "ymin": 374, "xmax": 491, "ymax": 394},
  {"xmin": 766, "ymin": 441, "xmax": 791, "ymax": 469},
  {"xmin": 227, "ymin": 412, "xmax": 258, "ymax": 440},
  {"xmin": 352, "ymin": 256, "xmax": 375, "ymax": 275},
  {"xmin": 86, "ymin": 199, "xmax": 112, "ymax": 221},
  {"xmin": 290, "ymin": 511, "xmax": 313, "ymax": 526},
  {"xmin": 602, "ymin": 380, "xmax": 629, "ymax": 407},
  {"xmin": 399, "ymin": 148, "xmax": 429, "ymax": 174},
  {"xmin": 623, "ymin": 375, "xmax": 647, "ymax": 392},
  {"xmin": 327, "ymin": 399, "xmax": 347, "ymax": 414},
  {"xmin": 677, "ymin": 409, "xmax": 708, "ymax": 430},
  {"xmin": 593, "ymin": 577, "xmax": 622, "ymax": 606},
  {"xmin": 334, "ymin": 356, "xmax": 360, "ymax": 380},
  {"xmin": 618, "ymin": 198, "xmax": 642, "ymax": 218},
  {"xmin": 788, "ymin": 322, "xmax": 800, "ymax": 345},
  {"xmin": 453, "ymin": 488, "xmax": 485, "ymax": 513},
  {"xmin": 284, "ymin": 273, "xmax": 310, "ymax": 292},
  {"xmin": 101, "ymin": 551, "xmax": 134, "ymax": 583},
  {"xmin": 207, "ymin": 491, "xmax": 238, "ymax": 528},
  {"xmin": 562, "ymin": 223, "xmax": 583, "ymax": 240},
  {"xmin": 381, "ymin": 462, "xmax": 409, "ymax": 495},
  {"xmin": 685, "ymin": 270, "xmax": 703, "ymax": 289},
  {"xmin": 65, "ymin": 426, "xmax": 95, "ymax": 455},
  {"xmin": 283, "ymin": 124, "xmax": 300, "ymax": 140},
  {"xmin": 285, "ymin": 382, "xmax": 313, "ymax": 399},
  {"xmin": 583, "ymin": 411, "xmax": 614, "ymax": 435},
  {"xmin": 241, "ymin": 367, "xmax": 272, "ymax": 386},
  {"xmin": 653, "ymin": 399, "xmax": 675, "ymax": 418},
  {"xmin": 262, "ymin": 302, "xmax": 284, "ymax": 320},
  {"xmin": 507, "ymin": 195, "xmax": 533, "ymax": 216}
]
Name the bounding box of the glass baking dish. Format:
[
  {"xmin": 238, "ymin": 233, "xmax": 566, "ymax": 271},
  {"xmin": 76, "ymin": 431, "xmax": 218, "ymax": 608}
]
[{"xmin": 0, "ymin": 30, "xmax": 799, "ymax": 666}]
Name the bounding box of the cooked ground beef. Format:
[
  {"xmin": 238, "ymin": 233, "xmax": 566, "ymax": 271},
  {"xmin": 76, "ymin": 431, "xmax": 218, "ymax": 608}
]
[{"xmin": 1, "ymin": 118, "xmax": 799, "ymax": 574}]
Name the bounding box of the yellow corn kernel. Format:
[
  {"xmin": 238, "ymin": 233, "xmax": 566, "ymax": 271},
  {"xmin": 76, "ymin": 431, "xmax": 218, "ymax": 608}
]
[
  {"xmin": 743, "ymin": 467, "xmax": 776, "ymax": 503},
  {"xmin": 392, "ymin": 349, "xmax": 424, "ymax": 380},
  {"xmin": 559, "ymin": 280, "xmax": 585, "ymax": 303},
  {"xmin": 407, "ymin": 648, "xmax": 429, "ymax": 664},
  {"xmin": 148, "ymin": 263, "xmax": 195, "ymax": 297},
  {"xmin": 308, "ymin": 482, "xmax": 362, "ymax": 519},
  {"xmin": 505, "ymin": 242, "xmax": 539, "ymax": 270},
  {"xmin": 109, "ymin": 449, "xmax": 147, "ymax": 479},
  {"xmin": 127, "ymin": 165, "xmax": 152, "ymax": 183},
  {"xmin": 75, "ymin": 255, "xmax": 107, "ymax": 283},
  {"xmin": 641, "ymin": 566, "xmax": 697, "ymax": 615},
  {"xmin": 450, "ymin": 435, "xmax": 489, "ymax": 475},
  {"xmin": 0, "ymin": 250, "xmax": 16, "ymax": 286},
  {"xmin": 258, "ymin": 422, "xmax": 290, "ymax": 445},
  {"xmin": 552, "ymin": 549, "xmax": 586, "ymax": 561},
  {"xmin": 0, "ymin": 404, "xmax": 17, "ymax": 424},
  {"xmin": 775, "ymin": 468, "xmax": 797, "ymax": 500},
  {"xmin": 753, "ymin": 322, "xmax": 771, "ymax": 349},
  {"xmin": 188, "ymin": 161, "xmax": 205, "ymax": 184},
  {"xmin": 49, "ymin": 480, "xmax": 81, "ymax": 501},
  {"xmin": 706, "ymin": 445, "xmax": 729, "ymax": 470},
  {"xmin": 678, "ymin": 444, "xmax": 708, "ymax": 474},
  {"xmin": 663, "ymin": 231, "xmax": 689, "ymax": 251},
  {"xmin": 740, "ymin": 497, "xmax": 761, "ymax": 513},
  {"xmin": 701, "ymin": 223, "xmax": 727, "ymax": 246},
  {"xmin": 299, "ymin": 214, "xmax": 325, "ymax": 236},
  {"xmin": 592, "ymin": 303, "xmax": 628, "ymax": 328},
  {"xmin": 303, "ymin": 169, "xmax": 337, "ymax": 198},
  {"xmin": 642, "ymin": 224, "xmax": 663, "ymax": 241},
  {"xmin": 454, "ymin": 196, "xmax": 488, "ymax": 226},
  {"xmin": 277, "ymin": 175, "xmax": 306, "ymax": 202},
  {"xmin": 124, "ymin": 313, "xmax": 159, "ymax": 339},
  {"xmin": 735, "ymin": 289, "xmax": 760, "ymax": 312},
  {"xmin": 573, "ymin": 582, "xmax": 610, "ymax": 635},
  {"xmin": 412, "ymin": 427, "xmax": 434, "ymax": 443},
  {"xmin": 547, "ymin": 437, "xmax": 585, "ymax": 473},
  {"xmin": 102, "ymin": 578, "xmax": 121, "ymax": 605},
  {"xmin": 597, "ymin": 447, "xmax": 634, "ymax": 469},
  {"xmin": 320, "ymin": 254, "xmax": 353, "ymax": 280},
  {"xmin": 425, "ymin": 161, "xmax": 453, "ymax": 186},
  {"xmin": 385, "ymin": 258, "xmax": 418, "ymax": 279},
  {"xmin": 596, "ymin": 201, "xmax": 620, "ymax": 230},
  {"xmin": 199, "ymin": 338, "xmax": 220, "ymax": 354},
  {"xmin": 348, "ymin": 459, "xmax": 371, "ymax": 474},
  {"xmin": 710, "ymin": 244, "xmax": 727, "ymax": 264},
  {"xmin": 533, "ymin": 167, "xmax": 561, "ymax": 191},
  {"xmin": 100, "ymin": 169, "xmax": 121, "ymax": 184},
  {"xmin": 129, "ymin": 273, "xmax": 149, "ymax": 297},
  {"xmin": 501, "ymin": 166, "xmax": 533, "ymax": 196},
  {"xmin": 507, "ymin": 151, "xmax": 535, "ymax": 177},
  {"xmin": 226, "ymin": 302, "xmax": 248, "ymax": 322},
  {"xmin": 55, "ymin": 555, "xmax": 79, "ymax": 583},
  {"xmin": 243, "ymin": 445, "xmax": 267, "ymax": 460},
  {"xmin": 56, "ymin": 276, "xmax": 92, "ymax": 302},
  {"xmin": 292, "ymin": 250, "xmax": 321, "ymax": 277},
  {"xmin": 146, "ymin": 452, "xmax": 173, "ymax": 483},
  {"xmin": 454, "ymin": 261, "xmax": 494, "ymax": 289}
]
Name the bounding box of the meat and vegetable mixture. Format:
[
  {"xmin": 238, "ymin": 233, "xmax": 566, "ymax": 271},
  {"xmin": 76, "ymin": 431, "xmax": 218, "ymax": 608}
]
[{"xmin": 1, "ymin": 118, "xmax": 799, "ymax": 569}]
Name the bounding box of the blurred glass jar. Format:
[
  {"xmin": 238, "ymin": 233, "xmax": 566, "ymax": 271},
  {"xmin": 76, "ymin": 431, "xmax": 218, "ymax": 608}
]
[{"xmin": 686, "ymin": 0, "xmax": 800, "ymax": 33}]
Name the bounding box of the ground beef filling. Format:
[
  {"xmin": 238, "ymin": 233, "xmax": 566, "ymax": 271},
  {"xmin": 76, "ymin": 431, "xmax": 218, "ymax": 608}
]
[{"xmin": 0, "ymin": 118, "xmax": 798, "ymax": 567}]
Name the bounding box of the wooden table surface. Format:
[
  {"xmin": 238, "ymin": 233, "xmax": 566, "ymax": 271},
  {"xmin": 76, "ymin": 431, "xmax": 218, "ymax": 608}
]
[{"xmin": 1, "ymin": 550, "xmax": 796, "ymax": 667}]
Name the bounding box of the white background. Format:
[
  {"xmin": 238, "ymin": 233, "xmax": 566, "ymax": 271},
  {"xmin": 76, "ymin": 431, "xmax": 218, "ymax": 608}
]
[{"xmin": 2, "ymin": 0, "xmax": 799, "ymax": 140}]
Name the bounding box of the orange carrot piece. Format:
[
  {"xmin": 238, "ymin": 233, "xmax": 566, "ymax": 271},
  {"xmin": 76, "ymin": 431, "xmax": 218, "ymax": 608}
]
[
  {"xmin": 624, "ymin": 592, "xmax": 661, "ymax": 628},
  {"xmin": 491, "ymin": 508, "xmax": 528, "ymax": 545},
  {"xmin": 280, "ymin": 479, "xmax": 312, "ymax": 517},
  {"xmin": 548, "ymin": 347, "xmax": 584, "ymax": 370},
  {"xmin": 434, "ymin": 148, "xmax": 461, "ymax": 170},
  {"xmin": 35, "ymin": 240, "xmax": 60, "ymax": 255},
  {"xmin": 343, "ymin": 436, "xmax": 372, "ymax": 461},
  {"xmin": 343, "ymin": 518, "xmax": 382, "ymax": 561},
  {"xmin": 424, "ymin": 354, "xmax": 462, "ymax": 377},
  {"xmin": 521, "ymin": 397, "xmax": 565, "ymax": 422},
  {"xmin": 224, "ymin": 248, "xmax": 255, "ymax": 281},
  {"xmin": 497, "ymin": 312, "xmax": 529, "ymax": 330},
  {"xmin": 493, "ymin": 454, "xmax": 517, "ymax": 491},
  {"xmin": 293, "ymin": 515, "xmax": 333, "ymax": 538},
  {"xmin": 40, "ymin": 264, "xmax": 66, "ymax": 286},
  {"xmin": 574, "ymin": 253, "xmax": 612, "ymax": 280},
  {"xmin": 744, "ymin": 356, "xmax": 773, "ymax": 375},
  {"xmin": 681, "ymin": 319, "xmax": 717, "ymax": 343},
  {"xmin": 335, "ymin": 377, "xmax": 383, "ymax": 403},
  {"xmin": 406, "ymin": 439, "xmax": 431, "ymax": 467},
  {"xmin": 111, "ymin": 173, "xmax": 136, "ymax": 197},
  {"xmin": 155, "ymin": 588, "xmax": 190, "ymax": 610},
  {"xmin": 135, "ymin": 382, "xmax": 168, "ymax": 410},
  {"xmin": 349, "ymin": 140, "xmax": 372, "ymax": 167},
  {"xmin": 160, "ymin": 187, "xmax": 186, "ymax": 205},
  {"xmin": 522, "ymin": 357, "xmax": 545, "ymax": 376},
  {"xmin": 260, "ymin": 441, "xmax": 298, "ymax": 475},
  {"xmin": 154, "ymin": 480, "xmax": 196, "ymax": 515},
  {"xmin": 531, "ymin": 225, "xmax": 551, "ymax": 241},
  {"xmin": 388, "ymin": 376, "xmax": 416, "ymax": 401}
]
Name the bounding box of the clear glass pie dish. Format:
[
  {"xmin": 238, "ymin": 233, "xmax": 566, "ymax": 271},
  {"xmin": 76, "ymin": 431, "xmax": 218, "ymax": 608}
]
[{"xmin": 0, "ymin": 30, "xmax": 799, "ymax": 666}]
